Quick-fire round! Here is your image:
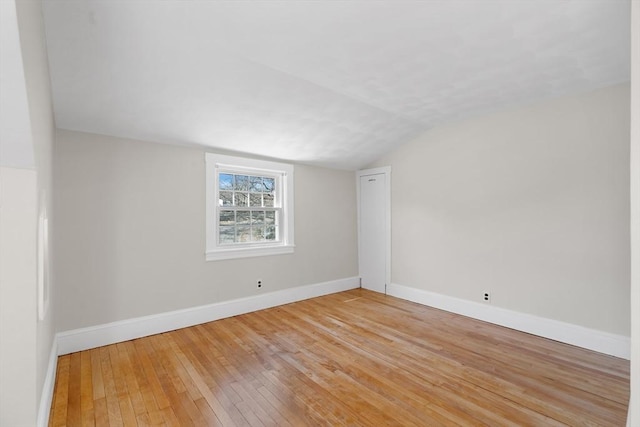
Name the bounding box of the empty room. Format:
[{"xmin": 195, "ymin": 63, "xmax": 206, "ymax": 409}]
[{"xmin": 1, "ymin": 0, "xmax": 639, "ymax": 426}]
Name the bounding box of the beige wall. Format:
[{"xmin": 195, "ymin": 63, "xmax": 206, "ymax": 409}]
[
  {"xmin": 370, "ymin": 84, "xmax": 630, "ymax": 336},
  {"xmin": 54, "ymin": 130, "xmax": 358, "ymax": 331}
]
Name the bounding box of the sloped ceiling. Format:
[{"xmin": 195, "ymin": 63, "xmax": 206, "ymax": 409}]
[
  {"xmin": 1, "ymin": 0, "xmax": 34, "ymax": 168},
  {"xmin": 42, "ymin": 0, "xmax": 630, "ymax": 170}
]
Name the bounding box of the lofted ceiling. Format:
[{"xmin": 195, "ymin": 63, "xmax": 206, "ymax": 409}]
[{"xmin": 42, "ymin": 0, "xmax": 630, "ymax": 170}]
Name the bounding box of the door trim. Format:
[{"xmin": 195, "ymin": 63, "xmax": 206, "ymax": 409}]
[{"xmin": 356, "ymin": 166, "xmax": 391, "ymax": 293}]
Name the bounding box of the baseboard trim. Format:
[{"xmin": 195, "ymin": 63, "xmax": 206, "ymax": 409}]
[
  {"xmin": 37, "ymin": 339, "xmax": 58, "ymax": 427},
  {"xmin": 57, "ymin": 277, "xmax": 360, "ymax": 355},
  {"xmin": 386, "ymin": 283, "xmax": 630, "ymax": 359}
]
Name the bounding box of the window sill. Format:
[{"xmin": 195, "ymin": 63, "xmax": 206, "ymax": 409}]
[{"xmin": 206, "ymin": 244, "xmax": 295, "ymax": 261}]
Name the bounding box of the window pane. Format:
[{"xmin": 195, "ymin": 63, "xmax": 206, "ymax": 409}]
[
  {"xmin": 235, "ymin": 192, "xmax": 248, "ymax": 207},
  {"xmin": 219, "ymin": 191, "xmax": 233, "ymax": 206},
  {"xmin": 219, "ymin": 226, "xmax": 235, "ymax": 243},
  {"xmin": 250, "ymin": 176, "xmax": 263, "ymax": 192},
  {"xmin": 265, "ymin": 211, "xmax": 276, "ymax": 224},
  {"xmin": 237, "ymin": 211, "xmax": 250, "ymax": 224},
  {"xmin": 234, "ymin": 175, "xmax": 249, "ymax": 191},
  {"xmin": 266, "ymin": 225, "xmax": 276, "ymax": 241},
  {"xmin": 207, "ymin": 153, "xmax": 293, "ymax": 257},
  {"xmin": 251, "ymin": 211, "xmax": 265, "ymax": 224},
  {"xmin": 237, "ymin": 226, "xmax": 251, "ymax": 242},
  {"xmin": 263, "ymin": 177, "xmax": 275, "ymax": 192},
  {"xmin": 219, "ymin": 174, "xmax": 234, "ymax": 190},
  {"xmin": 250, "ymin": 193, "xmax": 262, "ymax": 207},
  {"xmin": 252, "ymin": 226, "xmax": 265, "ymax": 241},
  {"xmin": 219, "ymin": 210, "xmax": 235, "ymax": 225}
]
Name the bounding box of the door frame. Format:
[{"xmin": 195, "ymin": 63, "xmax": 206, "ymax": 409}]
[{"xmin": 356, "ymin": 166, "xmax": 391, "ymax": 293}]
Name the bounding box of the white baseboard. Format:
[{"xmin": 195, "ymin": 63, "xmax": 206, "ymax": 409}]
[
  {"xmin": 37, "ymin": 339, "xmax": 58, "ymax": 427},
  {"xmin": 386, "ymin": 283, "xmax": 631, "ymax": 359},
  {"xmin": 57, "ymin": 277, "xmax": 360, "ymax": 355}
]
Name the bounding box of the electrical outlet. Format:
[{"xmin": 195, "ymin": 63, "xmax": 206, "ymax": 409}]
[
  {"xmin": 257, "ymin": 279, "xmax": 263, "ymax": 289},
  {"xmin": 483, "ymin": 292, "xmax": 491, "ymax": 302}
]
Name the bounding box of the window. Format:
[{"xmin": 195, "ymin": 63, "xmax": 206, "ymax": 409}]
[{"xmin": 206, "ymin": 153, "xmax": 294, "ymax": 261}]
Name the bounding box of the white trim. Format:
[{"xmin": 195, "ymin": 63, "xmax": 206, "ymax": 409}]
[
  {"xmin": 387, "ymin": 283, "xmax": 631, "ymax": 359},
  {"xmin": 57, "ymin": 277, "xmax": 359, "ymax": 355},
  {"xmin": 37, "ymin": 339, "xmax": 58, "ymax": 427},
  {"xmin": 206, "ymin": 244, "xmax": 295, "ymax": 261},
  {"xmin": 629, "ymin": 2, "xmax": 640, "ymax": 425},
  {"xmin": 356, "ymin": 166, "xmax": 391, "ymax": 292},
  {"xmin": 205, "ymin": 152, "xmax": 295, "ymax": 261}
]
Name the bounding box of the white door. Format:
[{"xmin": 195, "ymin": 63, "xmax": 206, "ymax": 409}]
[{"xmin": 358, "ymin": 170, "xmax": 389, "ymax": 293}]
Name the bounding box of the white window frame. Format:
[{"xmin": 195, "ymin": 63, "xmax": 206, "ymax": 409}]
[{"xmin": 206, "ymin": 153, "xmax": 294, "ymax": 261}]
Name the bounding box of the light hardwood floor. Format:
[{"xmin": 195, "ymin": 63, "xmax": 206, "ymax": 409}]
[{"xmin": 49, "ymin": 289, "xmax": 630, "ymax": 426}]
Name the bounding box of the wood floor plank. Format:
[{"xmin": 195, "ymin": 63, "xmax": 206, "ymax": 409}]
[
  {"xmin": 99, "ymin": 347, "xmax": 124, "ymax": 427},
  {"xmin": 49, "ymin": 355, "xmax": 70, "ymax": 427},
  {"xmin": 114, "ymin": 342, "xmax": 148, "ymax": 422},
  {"xmin": 121, "ymin": 340, "xmax": 164, "ymax": 425},
  {"xmin": 147, "ymin": 333, "xmax": 208, "ymax": 426},
  {"xmin": 89, "ymin": 349, "xmax": 105, "ymax": 402},
  {"xmin": 80, "ymin": 350, "xmax": 95, "ymax": 426},
  {"xmin": 175, "ymin": 326, "xmax": 249, "ymax": 426},
  {"xmin": 66, "ymin": 352, "xmax": 82, "ymax": 426},
  {"xmin": 106, "ymin": 345, "xmax": 138, "ymax": 426},
  {"xmin": 169, "ymin": 342, "xmax": 232, "ymax": 425},
  {"xmin": 91, "ymin": 398, "xmax": 109, "ymax": 427},
  {"xmin": 271, "ymin": 308, "xmax": 532, "ymax": 425},
  {"xmin": 278, "ymin": 302, "xmax": 520, "ymax": 425},
  {"xmin": 305, "ymin": 292, "xmax": 626, "ymax": 425},
  {"xmin": 132, "ymin": 338, "xmax": 171, "ymax": 412},
  {"xmin": 49, "ymin": 289, "xmax": 630, "ymax": 426},
  {"xmin": 214, "ymin": 314, "xmax": 363, "ymax": 426}
]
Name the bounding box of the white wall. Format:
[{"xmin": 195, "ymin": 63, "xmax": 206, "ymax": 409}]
[
  {"xmin": 629, "ymin": 1, "xmax": 639, "ymax": 424},
  {"xmin": 0, "ymin": 168, "xmax": 37, "ymax": 427},
  {"xmin": 0, "ymin": 0, "xmax": 55, "ymax": 424},
  {"xmin": 14, "ymin": 0, "xmax": 57, "ymax": 418},
  {"xmin": 370, "ymin": 84, "xmax": 630, "ymax": 336},
  {"xmin": 54, "ymin": 130, "xmax": 358, "ymax": 331},
  {"xmin": 0, "ymin": 0, "xmax": 33, "ymax": 169}
]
